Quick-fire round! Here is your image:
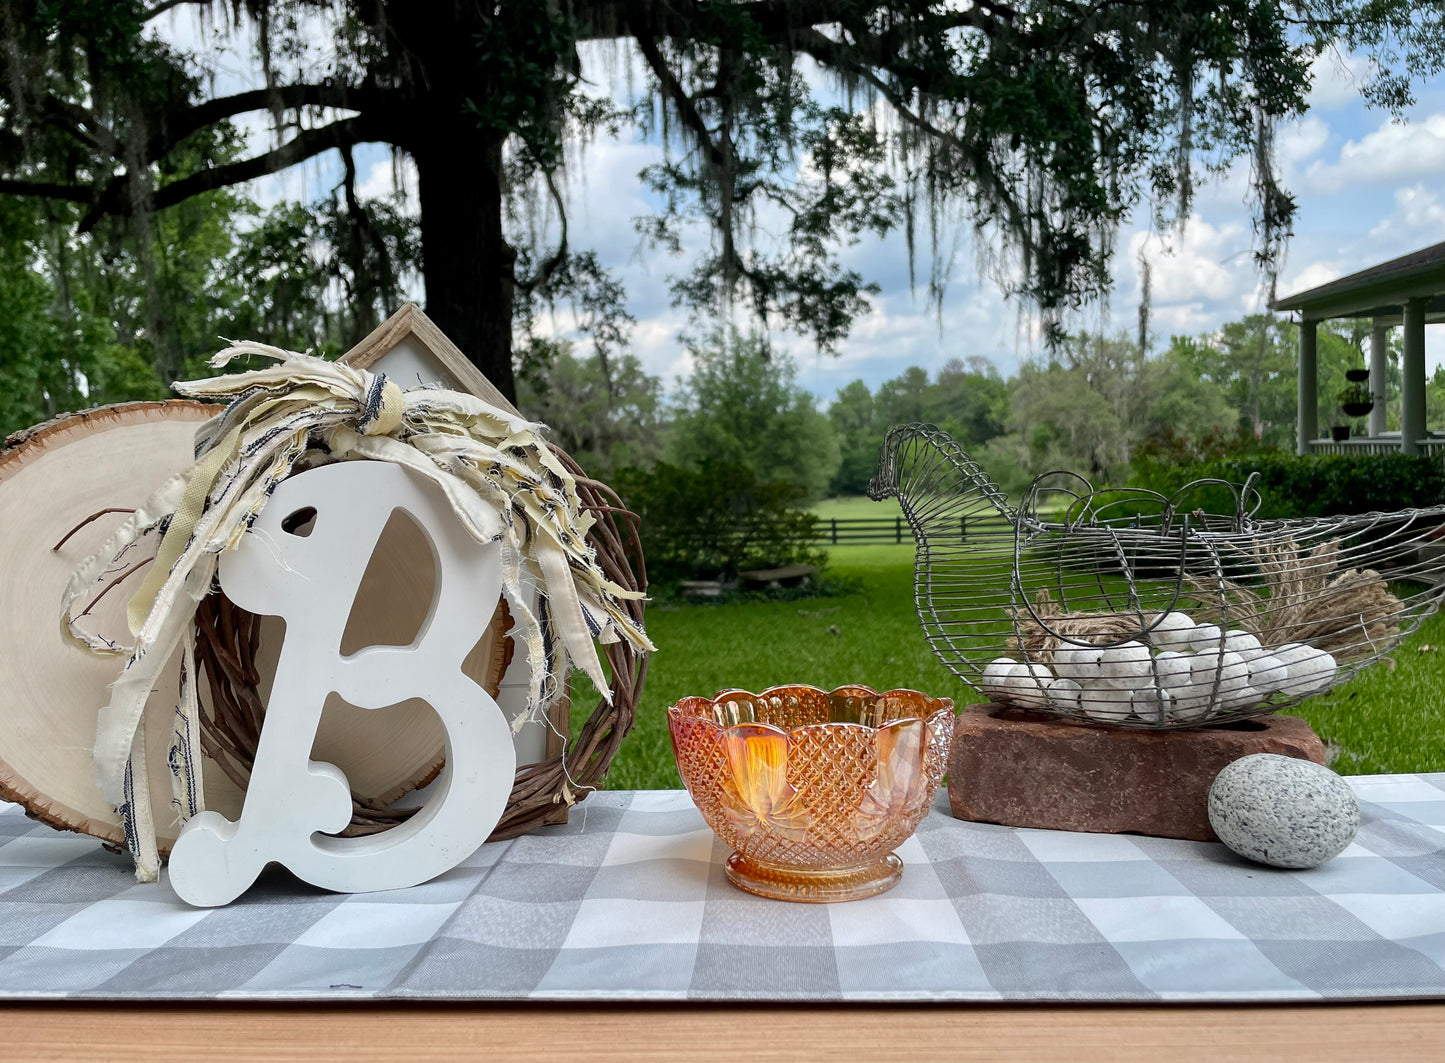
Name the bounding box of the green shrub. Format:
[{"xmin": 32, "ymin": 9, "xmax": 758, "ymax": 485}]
[
  {"xmin": 613, "ymin": 460, "xmax": 826, "ymax": 583},
  {"xmin": 1131, "ymin": 452, "xmax": 1445, "ymax": 519}
]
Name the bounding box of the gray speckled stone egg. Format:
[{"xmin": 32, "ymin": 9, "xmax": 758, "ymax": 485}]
[{"xmin": 1208, "ymin": 754, "xmax": 1359, "ymax": 869}]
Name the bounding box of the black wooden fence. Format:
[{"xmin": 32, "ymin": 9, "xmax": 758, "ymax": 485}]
[{"xmin": 808, "ymin": 515, "xmax": 1011, "ymax": 545}]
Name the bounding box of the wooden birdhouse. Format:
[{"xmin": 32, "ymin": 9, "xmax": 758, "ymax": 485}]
[
  {"xmin": 341, "ymin": 302, "xmax": 518, "ymax": 413},
  {"xmin": 341, "ymin": 304, "xmax": 569, "ymax": 776}
]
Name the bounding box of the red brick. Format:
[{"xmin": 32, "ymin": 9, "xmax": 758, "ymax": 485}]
[{"xmin": 947, "ymin": 704, "xmax": 1325, "ymax": 841}]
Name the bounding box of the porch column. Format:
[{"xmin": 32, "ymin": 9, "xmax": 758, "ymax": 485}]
[
  {"xmin": 1369, "ymin": 320, "xmax": 1389, "ymax": 438},
  {"xmin": 1402, "ymin": 298, "xmax": 1426, "ymax": 455},
  {"xmin": 1297, "ymin": 318, "xmax": 1318, "ymax": 455}
]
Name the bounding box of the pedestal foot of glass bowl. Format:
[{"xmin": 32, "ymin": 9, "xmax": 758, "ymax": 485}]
[{"xmin": 724, "ymin": 851, "xmax": 903, "ymax": 902}]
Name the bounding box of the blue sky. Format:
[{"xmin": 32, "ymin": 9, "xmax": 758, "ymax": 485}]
[{"xmin": 153, "ymin": 15, "xmax": 1445, "ymax": 404}]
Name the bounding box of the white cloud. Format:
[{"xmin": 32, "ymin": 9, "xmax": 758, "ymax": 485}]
[
  {"xmin": 1129, "ymin": 217, "xmax": 1252, "ymax": 306},
  {"xmin": 357, "ymin": 155, "xmax": 418, "ymax": 203},
  {"xmin": 1306, "ymin": 50, "xmax": 1376, "ymax": 110},
  {"xmin": 1274, "ymin": 192, "xmax": 1445, "ymax": 301},
  {"xmin": 1277, "ymin": 258, "xmax": 1346, "ymax": 297},
  {"xmin": 1278, "ymin": 116, "xmax": 1332, "ymax": 170},
  {"xmin": 630, "ymin": 314, "xmax": 695, "ymax": 389},
  {"xmin": 1301, "ymin": 114, "xmax": 1445, "ymax": 194},
  {"xmin": 1368, "ymin": 184, "xmax": 1445, "ymax": 244},
  {"xmin": 1149, "ymin": 301, "xmax": 1222, "ymax": 335},
  {"xmin": 786, "ymin": 277, "xmax": 1033, "ymax": 401},
  {"xmin": 1180, "ymin": 111, "xmax": 1333, "ymax": 216}
]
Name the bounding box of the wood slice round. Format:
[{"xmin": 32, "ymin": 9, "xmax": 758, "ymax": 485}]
[{"xmin": 0, "ymin": 401, "xmax": 509, "ymax": 851}]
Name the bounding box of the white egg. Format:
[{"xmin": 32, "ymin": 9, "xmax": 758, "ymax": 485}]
[
  {"xmin": 1099, "ymin": 641, "xmax": 1152, "ymax": 688},
  {"xmin": 981, "ymin": 657, "xmax": 1020, "ymax": 698},
  {"xmin": 1170, "ymin": 694, "xmax": 1215, "ymax": 725},
  {"xmin": 1223, "ymin": 629, "xmax": 1262, "ymax": 656},
  {"xmin": 1247, "ymin": 653, "xmax": 1290, "ymax": 694},
  {"xmin": 1182, "ymin": 650, "xmax": 1249, "ymax": 708},
  {"xmin": 1271, "ymin": 643, "xmax": 1311, "ymax": 668},
  {"xmin": 1006, "ymin": 662, "xmax": 1055, "ymax": 707},
  {"xmin": 1131, "ymin": 684, "xmax": 1174, "ymax": 725},
  {"xmin": 1078, "ymin": 681, "xmax": 1135, "ymax": 722},
  {"xmin": 1053, "ymin": 642, "xmax": 1105, "ymax": 682},
  {"xmin": 1188, "ymin": 648, "xmax": 1247, "ymax": 684},
  {"xmin": 1045, "ymin": 676, "xmax": 1083, "ymax": 714},
  {"xmin": 1302, "ymin": 651, "xmax": 1338, "ymax": 692},
  {"xmin": 1221, "ymin": 684, "xmax": 1263, "ymax": 712},
  {"xmin": 1148, "ymin": 611, "xmax": 1197, "ymax": 650},
  {"xmin": 1187, "ymin": 623, "xmax": 1224, "ymax": 655},
  {"xmin": 1277, "ymin": 645, "xmax": 1338, "ymax": 696},
  {"xmin": 1150, "ymin": 650, "xmax": 1193, "ymax": 690},
  {"xmin": 1232, "ymin": 644, "xmax": 1270, "ymax": 664}
]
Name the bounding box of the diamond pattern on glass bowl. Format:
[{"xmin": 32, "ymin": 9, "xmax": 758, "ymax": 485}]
[{"xmin": 667, "ymin": 684, "xmax": 954, "ymax": 902}]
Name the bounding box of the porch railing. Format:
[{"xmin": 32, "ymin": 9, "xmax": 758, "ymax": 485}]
[{"xmin": 1308, "ymin": 438, "xmax": 1445, "ymax": 457}]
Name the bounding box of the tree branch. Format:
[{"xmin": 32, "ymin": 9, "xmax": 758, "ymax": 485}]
[
  {"xmin": 792, "ymin": 28, "xmax": 960, "ymax": 149},
  {"xmin": 146, "ymin": 114, "xmax": 384, "ymax": 213},
  {"xmin": 579, "ymin": 0, "xmax": 833, "ymax": 41},
  {"xmin": 37, "ymin": 115, "xmax": 387, "ymax": 231},
  {"xmin": 579, "ymin": 0, "xmax": 1009, "ymax": 44},
  {"xmin": 40, "ymin": 97, "xmax": 124, "ymax": 157},
  {"xmin": 628, "ymin": 19, "xmax": 726, "ymax": 169},
  {"xmin": 27, "ymin": 81, "xmax": 382, "ymax": 223},
  {"xmin": 147, "ymin": 82, "xmax": 379, "ymax": 161},
  {"xmin": 515, "ymin": 168, "xmax": 570, "ymax": 295},
  {"xmin": 972, "ymin": 0, "xmax": 1018, "ymax": 20},
  {"xmin": 0, "ymin": 178, "xmax": 99, "ymax": 205},
  {"xmin": 339, "ymin": 141, "xmax": 393, "ymax": 317},
  {"xmin": 143, "ymin": 0, "xmax": 218, "ymax": 21},
  {"xmin": 789, "ymin": 26, "xmax": 1031, "ymax": 278}
]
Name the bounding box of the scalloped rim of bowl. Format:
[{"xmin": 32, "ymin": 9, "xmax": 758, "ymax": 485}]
[{"xmin": 667, "ymin": 683, "xmax": 954, "ymax": 734}]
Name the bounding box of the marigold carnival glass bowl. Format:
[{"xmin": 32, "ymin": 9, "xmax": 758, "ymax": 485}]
[{"xmin": 668, "ymin": 684, "xmax": 955, "ymax": 902}]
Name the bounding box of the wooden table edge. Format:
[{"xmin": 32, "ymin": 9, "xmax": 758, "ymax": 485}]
[{"xmin": 7, "ymin": 1000, "xmax": 1445, "ymax": 1062}]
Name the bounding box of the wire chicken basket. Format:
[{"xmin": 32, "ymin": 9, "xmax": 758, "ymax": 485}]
[{"xmin": 868, "ymin": 424, "xmax": 1445, "ymax": 729}]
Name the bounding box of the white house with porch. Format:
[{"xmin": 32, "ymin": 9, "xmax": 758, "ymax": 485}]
[{"xmin": 1271, "ymin": 240, "xmax": 1445, "ymax": 456}]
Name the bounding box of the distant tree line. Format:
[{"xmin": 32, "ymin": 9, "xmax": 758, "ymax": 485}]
[
  {"xmin": 512, "ymin": 316, "xmax": 1424, "ymax": 581},
  {"xmin": 516, "ymin": 313, "xmax": 1418, "ymax": 513}
]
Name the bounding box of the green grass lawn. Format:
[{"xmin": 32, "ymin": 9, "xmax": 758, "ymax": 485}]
[
  {"xmin": 581, "ymin": 541, "xmax": 1445, "ymax": 790},
  {"xmin": 812, "ymin": 495, "xmax": 904, "ymax": 521},
  {"xmin": 1293, "ymin": 623, "xmax": 1445, "ymax": 775},
  {"xmin": 811, "ymin": 494, "xmax": 1061, "ymax": 523}
]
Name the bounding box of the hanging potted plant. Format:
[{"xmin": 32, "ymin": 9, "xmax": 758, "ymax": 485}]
[
  {"xmin": 1339, "ymin": 381, "xmax": 1374, "ymax": 418},
  {"xmin": 1345, "ymin": 368, "xmax": 1370, "ymax": 383}
]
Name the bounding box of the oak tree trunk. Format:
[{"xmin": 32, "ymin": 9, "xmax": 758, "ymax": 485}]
[
  {"xmin": 386, "ymin": 4, "xmax": 520, "ymax": 403},
  {"xmin": 413, "ymin": 128, "xmax": 518, "ymax": 403}
]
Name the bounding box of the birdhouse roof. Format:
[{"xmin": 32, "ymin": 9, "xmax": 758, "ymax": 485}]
[{"xmin": 340, "ymin": 303, "xmax": 520, "ymax": 415}]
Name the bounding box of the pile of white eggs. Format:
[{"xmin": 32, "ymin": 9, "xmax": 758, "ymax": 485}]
[{"xmin": 981, "ymin": 612, "xmax": 1338, "ymax": 725}]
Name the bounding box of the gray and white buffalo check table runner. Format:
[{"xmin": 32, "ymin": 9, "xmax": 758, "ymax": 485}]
[{"xmin": 2, "ymin": 775, "xmax": 1445, "ymax": 1002}]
